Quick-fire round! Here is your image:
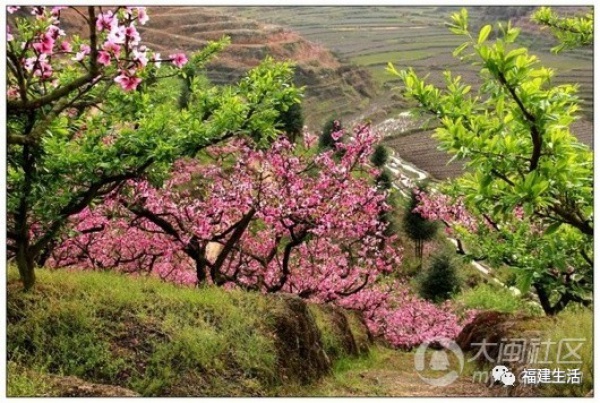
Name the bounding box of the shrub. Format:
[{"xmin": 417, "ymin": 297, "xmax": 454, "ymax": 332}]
[
  {"xmin": 418, "ymin": 253, "xmax": 461, "ymax": 302},
  {"xmin": 370, "ymin": 144, "xmax": 389, "ymax": 167}
]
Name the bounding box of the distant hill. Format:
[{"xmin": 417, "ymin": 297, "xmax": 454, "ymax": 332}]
[{"xmin": 138, "ymin": 7, "xmax": 378, "ymax": 129}]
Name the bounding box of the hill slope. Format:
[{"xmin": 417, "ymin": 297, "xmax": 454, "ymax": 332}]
[
  {"xmin": 137, "ymin": 7, "xmax": 378, "ymax": 129},
  {"xmin": 7, "ymin": 267, "xmax": 370, "ymax": 397},
  {"xmin": 226, "ymin": 6, "xmax": 593, "ymax": 179}
]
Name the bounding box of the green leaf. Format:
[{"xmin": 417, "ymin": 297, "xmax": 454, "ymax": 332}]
[
  {"xmin": 478, "ymin": 25, "xmax": 492, "ymax": 44},
  {"xmin": 452, "ymin": 42, "xmax": 470, "ymax": 57},
  {"xmin": 516, "ymin": 271, "xmax": 534, "ymax": 294},
  {"xmin": 544, "ymin": 221, "xmax": 562, "ymax": 236},
  {"xmin": 505, "ymin": 48, "xmax": 527, "ymax": 60},
  {"xmin": 481, "ymin": 173, "xmax": 493, "ymax": 188},
  {"xmin": 386, "ymin": 62, "xmax": 399, "ymax": 76}
]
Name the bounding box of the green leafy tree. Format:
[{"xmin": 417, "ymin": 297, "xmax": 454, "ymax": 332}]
[
  {"xmin": 389, "ymin": 9, "xmax": 592, "ymax": 315},
  {"xmin": 6, "ymin": 7, "xmax": 300, "ymax": 290},
  {"xmin": 402, "ymin": 186, "xmax": 439, "ymax": 264},
  {"xmin": 418, "ymin": 253, "xmax": 462, "ymax": 303},
  {"xmin": 370, "ymin": 144, "xmax": 389, "ymax": 168}
]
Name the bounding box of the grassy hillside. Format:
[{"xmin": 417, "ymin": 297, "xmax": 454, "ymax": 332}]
[
  {"xmin": 133, "ymin": 6, "xmax": 378, "ymax": 129},
  {"xmin": 7, "ymin": 266, "xmax": 370, "ymax": 397},
  {"xmin": 6, "ymin": 268, "xmax": 591, "ymax": 397}
]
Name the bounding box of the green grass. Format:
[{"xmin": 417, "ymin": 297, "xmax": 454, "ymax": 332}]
[
  {"xmin": 275, "ymin": 346, "xmax": 392, "ymax": 396},
  {"xmin": 536, "ymin": 307, "xmax": 593, "ymax": 397},
  {"xmin": 7, "ymin": 266, "xmax": 280, "ymax": 396},
  {"xmin": 309, "ymin": 305, "xmax": 349, "ymax": 361},
  {"xmin": 7, "ymin": 265, "xmax": 374, "ymax": 397},
  {"xmin": 455, "ymin": 283, "xmax": 544, "ymax": 316},
  {"xmin": 7, "ymin": 361, "xmax": 57, "ymax": 397}
]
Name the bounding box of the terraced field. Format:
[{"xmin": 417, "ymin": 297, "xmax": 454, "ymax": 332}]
[
  {"xmin": 228, "ymin": 6, "xmax": 593, "ymax": 179},
  {"xmin": 137, "ymin": 7, "xmax": 379, "ymax": 129},
  {"xmin": 229, "ymin": 6, "xmax": 592, "ymax": 116},
  {"xmin": 383, "ymin": 117, "xmax": 593, "ymax": 180}
]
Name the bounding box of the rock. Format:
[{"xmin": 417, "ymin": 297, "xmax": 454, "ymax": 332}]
[
  {"xmin": 456, "ymin": 310, "xmax": 547, "ymax": 397},
  {"xmin": 456, "ymin": 311, "xmax": 515, "ymax": 363},
  {"xmin": 50, "ymin": 375, "xmax": 139, "ymax": 397}
]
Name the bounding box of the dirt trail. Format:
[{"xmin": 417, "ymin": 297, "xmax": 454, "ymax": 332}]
[
  {"xmin": 351, "ymin": 369, "xmax": 492, "ymax": 397},
  {"xmin": 298, "ymin": 347, "xmax": 497, "ymax": 397}
]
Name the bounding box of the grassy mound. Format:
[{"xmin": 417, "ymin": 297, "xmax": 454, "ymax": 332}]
[
  {"xmin": 457, "ymin": 307, "xmax": 593, "ymax": 397},
  {"xmin": 7, "ymin": 266, "xmax": 370, "ymax": 397}
]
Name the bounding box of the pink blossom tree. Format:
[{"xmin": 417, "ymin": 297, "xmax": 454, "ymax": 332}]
[
  {"xmin": 49, "ymin": 125, "xmax": 401, "ymax": 297},
  {"xmin": 49, "ymin": 123, "xmax": 473, "ymax": 348}
]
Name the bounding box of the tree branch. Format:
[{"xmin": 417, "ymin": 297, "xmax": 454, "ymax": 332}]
[
  {"xmin": 497, "ymin": 71, "xmax": 542, "ymax": 171},
  {"xmin": 31, "ymin": 159, "xmax": 154, "ymax": 256}
]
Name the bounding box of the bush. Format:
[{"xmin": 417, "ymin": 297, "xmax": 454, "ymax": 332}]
[
  {"xmin": 319, "ymin": 119, "xmax": 342, "ymax": 150},
  {"xmin": 418, "ymin": 253, "xmax": 461, "ymax": 302},
  {"xmin": 370, "ymin": 144, "xmax": 389, "ymax": 167}
]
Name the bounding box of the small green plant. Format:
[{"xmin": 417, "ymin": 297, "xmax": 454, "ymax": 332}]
[
  {"xmin": 370, "ymin": 144, "xmax": 389, "ymax": 167},
  {"xmin": 319, "ymin": 119, "xmax": 342, "ymax": 150},
  {"xmin": 418, "ymin": 253, "xmax": 461, "ymax": 302}
]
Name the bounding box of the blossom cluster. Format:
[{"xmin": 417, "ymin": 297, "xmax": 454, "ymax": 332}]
[
  {"xmin": 7, "ymin": 6, "xmax": 188, "ymax": 93},
  {"xmin": 412, "ymin": 188, "xmax": 479, "ymax": 234},
  {"xmin": 339, "ymin": 282, "xmax": 477, "ymax": 348}
]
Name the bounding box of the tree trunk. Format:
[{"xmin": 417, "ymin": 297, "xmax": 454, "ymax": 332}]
[
  {"xmin": 195, "ymin": 256, "xmax": 207, "ymax": 285},
  {"xmin": 534, "ymin": 282, "xmax": 573, "ymax": 316},
  {"xmin": 16, "ymin": 245, "xmax": 36, "ymax": 291}
]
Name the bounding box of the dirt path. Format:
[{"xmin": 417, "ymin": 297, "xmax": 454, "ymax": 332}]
[
  {"xmin": 351, "ymin": 368, "xmax": 492, "ymax": 397},
  {"xmin": 290, "ymin": 347, "xmax": 497, "ymax": 397}
]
